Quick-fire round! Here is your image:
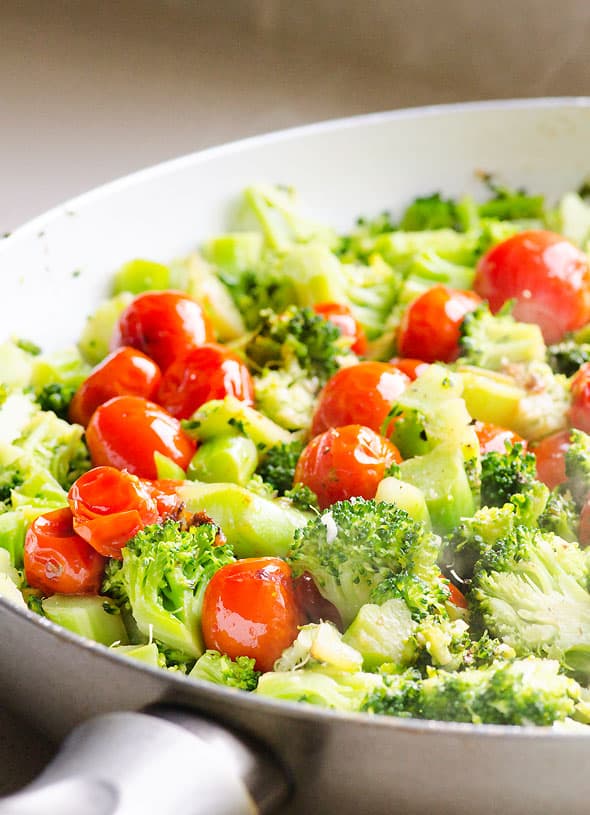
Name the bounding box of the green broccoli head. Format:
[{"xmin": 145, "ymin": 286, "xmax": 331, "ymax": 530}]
[
  {"xmin": 470, "ymin": 527, "xmax": 590, "ymax": 677},
  {"xmin": 370, "ymin": 572, "xmax": 450, "ymax": 621},
  {"xmin": 35, "ymin": 383, "xmax": 77, "ymax": 421},
  {"xmin": 288, "ymin": 498, "xmax": 442, "ymax": 628},
  {"xmin": 458, "ymin": 302, "xmax": 546, "ymax": 371},
  {"xmin": 363, "ymin": 658, "xmax": 579, "ymax": 726},
  {"xmin": 245, "ymin": 305, "xmax": 348, "ymax": 383},
  {"xmin": 565, "ymin": 428, "xmax": 590, "ymax": 507},
  {"xmin": 189, "ymin": 650, "xmax": 260, "ymax": 691},
  {"xmin": 547, "ymin": 340, "xmax": 590, "ymax": 377},
  {"xmin": 480, "ymin": 441, "xmax": 538, "ymax": 508},
  {"xmin": 217, "ymin": 267, "xmax": 295, "ymax": 331},
  {"xmin": 399, "ymin": 193, "xmax": 459, "ymax": 231},
  {"xmin": 257, "ymin": 439, "xmax": 304, "ymax": 494},
  {"xmin": 102, "ymin": 518, "xmax": 235, "ymax": 660}
]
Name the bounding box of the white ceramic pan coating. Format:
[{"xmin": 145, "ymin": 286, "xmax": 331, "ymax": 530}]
[{"xmin": 1, "ymin": 99, "xmax": 590, "ymax": 815}]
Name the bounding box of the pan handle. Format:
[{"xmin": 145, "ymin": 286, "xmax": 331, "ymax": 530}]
[{"xmin": 0, "ymin": 705, "xmax": 290, "ymax": 815}]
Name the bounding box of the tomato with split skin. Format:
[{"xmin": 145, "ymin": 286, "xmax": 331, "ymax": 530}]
[
  {"xmin": 201, "ymin": 557, "xmax": 303, "ymax": 672},
  {"xmin": 24, "ymin": 507, "xmax": 106, "ymax": 595}
]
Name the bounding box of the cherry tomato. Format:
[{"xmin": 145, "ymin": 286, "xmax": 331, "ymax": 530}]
[
  {"xmin": 69, "ymin": 347, "xmax": 162, "ymax": 427},
  {"xmin": 570, "ymin": 362, "xmax": 590, "ymax": 434},
  {"xmin": 157, "ymin": 343, "xmax": 254, "ymax": 420},
  {"xmin": 294, "ymin": 572, "xmax": 343, "ymax": 629},
  {"xmin": 313, "ymin": 302, "xmax": 368, "ymax": 356},
  {"xmin": 447, "ymin": 582, "xmax": 468, "ymax": 609},
  {"xmin": 311, "ymin": 362, "xmax": 409, "ymax": 437},
  {"xmin": 389, "ymin": 357, "xmax": 430, "ymax": 381},
  {"xmin": 295, "ymin": 424, "xmax": 402, "ymax": 510},
  {"xmin": 142, "ymin": 479, "xmax": 184, "ymax": 519},
  {"xmin": 68, "ymin": 466, "xmax": 159, "ymax": 558},
  {"xmin": 112, "ymin": 290, "xmax": 215, "ymax": 371},
  {"xmin": 201, "ymin": 557, "xmax": 302, "ymax": 672},
  {"xmin": 473, "ymin": 420, "xmax": 527, "ymax": 455},
  {"xmin": 86, "ymin": 395, "xmax": 196, "ymax": 480},
  {"xmin": 397, "ymin": 285, "xmax": 481, "ymax": 363},
  {"xmin": 474, "ymin": 230, "xmax": 590, "ymax": 344},
  {"xmin": 531, "ymin": 429, "xmax": 570, "ymax": 490},
  {"xmin": 579, "ymin": 497, "xmax": 590, "ymax": 547},
  {"xmin": 24, "ymin": 507, "xmax": 105, "ymax": 595}
]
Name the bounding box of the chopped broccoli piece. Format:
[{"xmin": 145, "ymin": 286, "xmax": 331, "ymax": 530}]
[
  {"xmin": 189, "ymin": 650, "xmax": 260, "ymax": 691},
  {"xmin": 214, "ymin": 267, "xmax": 294, "ymax": 331},
  {"xmin": 538, "ymin": 489, "xmax": 579, "ymax": 542},
  {"xmin": 370, "ymin": 572, "xmax": 450, "ymax": 621},
  {"xmin": 363, "ymin": 657, "xmax": 579, "ymax": 726},
  {"xmin": 253, "ymin": 368, "xmax": 318, "ymax": 432},
  {"xmin": 35, "ymin": 383, "xmax": 76, "ymax": 420},
  {"xmin": 342, "ymin": 598, "xmax": 418, "ymax": 670},
  {"xmin": 478, "ymin": 189, "xmax": 545, "ymax": 222},
  {"xmin": 283, "ymin": 483, "xmax": 319, "ymax": 512},
  {"xmin": 288, "ymin": 498, "xmax": 442, "ymax": 628},
  {"xmin": 256, "ymin": 665, "xmax": 384, "ymax": 711},
  {"xmin": 399, "ymin": 193, "xmax": 459, "ymax": 232},
  {"xmin": 257, "ymin": 440, "xmax": 304, "ymax": 494},
  {"xmin": 276, "ymin": 621, "xmax": 363, "ymax": 673},
  {"xmin": 459, "ymin": 302, "xmax": 546, "ymax": 371},
  {"xmin": 102, "ymin": 518, "xmax": 235, "ymax": 660},
  {"xmin": 480, "ymin": 441, "xmax": 537, "ymax": 508},
  {"xmin": 547, "ymin": 340, "xmax": 590, "ymax": 377},
  {"xmin": 564, "ymin": 428, "xmax": 590, "ymax": 507}
]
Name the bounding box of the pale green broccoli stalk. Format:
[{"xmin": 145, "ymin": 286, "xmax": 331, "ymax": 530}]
[
  {"xmin": 253, "ymin": 367, "xmax": 318, "ymax": 431},
  {"xmin": 256, "ymin": 665, "xmax": 385, "ymax": 712},
  {"xmin": 276, "ymin": 621, "xmax": 363, "ymax": 673},
  {"xmin": 288, "ymin": 498, "xmax": 442, "ymax": 628},
  {"xmin": 189, "ymin": 650, "xmax": 260, "ymax": 691},
  {"xmin": 479, "ymin": 441, "xmax": 538, "ymax": 508},
  {"xmin": 102, "ymin": 518, "xmax": 235, "ymax": 660},
  {"xmin": 459, "ymin": 302, "xmax": 546, "ymax": 371},
  {"xmin": 547, "ymin": 340, "xmax": 590, "ymax": 377},
  {"xmin": 363, "ymin": 658, "xmax": 580, "ymax": 726},
  {"xmin": 469, "ymin": 527, "xmax": 590, "ymax": 677}
]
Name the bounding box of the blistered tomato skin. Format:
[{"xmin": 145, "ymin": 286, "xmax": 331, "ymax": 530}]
[
  {"xmin": 570, "ymin": 362, "xmax": 590, "ymax": 435},
  {"xmin": 532, "ymin": 430, "xmax": 570, "ymax": 490},
  {"xmin": 24, "ymin": 507, "xmax": 106, "ymax": 595},
  {"xmin": 68, "ymin": 466, "xmax": 159, "ymax": 558},
  {"xmin": 157, "ymin": 343, "xmax": 254, "ymax": 420},
  {"xmin": 397, "ymin": 285, "xmax": 481, "ymax": 363},
  {"xmin": 313, "ymin": 302, "xmax": 368, "ymax": 356},
  {"xmin": 85, "ymin": 395, "xmax": 196, "ymax": 480},
  {"xmin": 311, "ymin": 362, "xmax": 410, "ymax": 437},
  {"xmin": 474, "ymin": 230, "xmax": 590, "ymax": 344},
  {"xmin": 295, "ymin": 424, "xmax": 402, "ymax": 509},
  {"xmin": 112, "ymin": 290, "xmax": 215, "ymax": 371},
  {"xmin": 201, "ymin": 558, "xmax": 302, "ymax": 672},
  {"xmin": 69, "ymin": 346, "xmax": 162, "ymax": 427}
]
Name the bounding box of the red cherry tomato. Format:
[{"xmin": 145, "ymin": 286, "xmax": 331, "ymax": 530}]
[
  {"xmin": 69, "ymin": 347, "xmax": 162, "ymax": 427},
  {"xmin": 311, "ymin": 362, "xmax": 410, "ymax": 437},
  {"xmin": 474, "ymin": 230, "xmax": 590, "ymax": 343},
  {"xmin": 295, "ymin": 424, "xmax": 402, "ymax": 510},
  {"xmin": 397, "ymin": 285, "xmax": 481, "ymax": 363},
  {"xmin": 86, "ymin": 395, "xmax": 196, "ymax": 480},
  {"xmin": 570, "ymin": 362, "xmax": 590, "ymax": 434},
  {"xmin": 24, "ymin": 507, "xmax": 105, "ymax": 595},
  {"xmin": 313, "ymin": 302, "xmax": 368, "ymax": 356},
  {"xmin": 157, "ymin": 343, "xmax": 254, "ymax": 420},
  {"xmin": 389, "ymin": 357, "xmax": 430, "ymax": 381},
  {"xmin": 531, "ymin": 430, "xmax": 570, "ymax": 490},
  {"xmin": 202, "ymin": 557, "xmax": 302, "ymax": 672},
  {"xmin": 112, "ymin": 290, "xmax": 215, "ymax": 371},
  {"xmin": 447, "ymin": 582, "xmax": 468, "ymax": 609},
  {"xmin": 142, "ymin": 479, "xmax": 184, "ymax": 519},
  {"xmin": 294, "ymin": 572, "xmax": 343, "ymax": 629},
  {"xmin": 473, "ymin": 420, "xmax": 527, "ymax": 455},
  {"xmin": 68, "ymin": 466, "xmax": 159, "ymax": 558},
  {"xmin": 579, "ymin": 497, "xmax": 590, "ymax": 547}
]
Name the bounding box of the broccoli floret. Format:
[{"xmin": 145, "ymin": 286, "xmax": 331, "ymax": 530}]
[
  {"xmin": 478, "ymin": 185, "xmax": 545, "ymax": 222},
  {"xmin": 459, "ymin": 302, "xmax": 546, "ymax": 371},
  {"xmin": 538, "ymin": 488, "xmax": 579, "ymax": 542},
  {"xmin": 102, "ymin": 518, "xmax": 235, "ymax": 660},
  {"xmin": 0, "ymin": 469, "xmax": 23, "ymax": 509},
  {"xmin": 256, "ymin": 665, "xmax": 385, "ymax": 712},
  {"xmin": 470, "ymin": 527, "xmax": 590, "ymax": 677},
  {"xmin": 480, "ymin": 441, "xmax": 537, "ymax": 507},
  {"xmin": 363, "ymin": 658, "xmax": 579, "ymax": 726},
  {"xmin": 245, "ymin": 305, "xmax": 348, "ymax": 383},
  {"xmin": 217, "ymin": 268, "xmax": 295, "ymax": 331},
  {"xmin": 370, "ymin": 572, "xmax": 450, "ymax": 621},
  {"xmin": 461, "ymin": 630, "xmax": 516, "ymax": 669},
  {"xmin": 399, "ymin": 193, "xmax": 459, "ymax": 232},
  {"xmin": 253, "ymin": 368, "xmax": 318, "ymax": 431},
  {"xmin": 257, "ymin": 439, "xmax": 304, "ymax": 494},
  {"xmin": 283, "ymin": 483, "xmax": 319, "ymax": 512},
  {"xmin": 35, "ymin": 383, "xmax": 76, "ymax": 421},
  {"xmin": 189, "ymin": 650, "xmax": 260, "ymax": 691},
  {"xmin": 288, "ymin": 498, "xmax": 442, "ymax": 628},
  {"xmin": 565, "ymin": 428, "xmax": 590, "ymax": 507},
  {"xmin": 547, "ymin": 340, "xmax": 590, "ymax": 377}
]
